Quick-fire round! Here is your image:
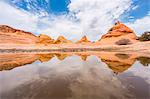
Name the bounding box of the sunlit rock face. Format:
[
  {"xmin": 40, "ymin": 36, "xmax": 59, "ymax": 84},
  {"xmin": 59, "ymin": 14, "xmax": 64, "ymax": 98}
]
[
  {"xmin": 76, "ymin": 36, "xmax": 91, "ymax": 43},
  {"xmin": 38, "ymin": 34, "xmax": 55, "ymax": 45},
  {"xmin": 54, "ymin": 36, "xmax": 72, "ymax": 44},
  {"xmin": 98, "ymin": 22, "xmax": 138, "ymax": 45},
  {"xmin": 0, "ymin": 25, "xmax": 38, "ymax": 44}
]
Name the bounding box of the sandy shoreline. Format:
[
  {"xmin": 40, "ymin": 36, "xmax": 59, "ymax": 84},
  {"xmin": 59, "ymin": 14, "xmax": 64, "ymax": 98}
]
[{"xmin": 0, "ymin": 41, "xmax": 150, "ymax": 53}]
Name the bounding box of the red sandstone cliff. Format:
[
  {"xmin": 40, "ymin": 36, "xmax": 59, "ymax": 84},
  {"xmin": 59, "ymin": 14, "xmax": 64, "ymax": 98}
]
[
  {"xmin": 0, "ymin": 25, "xmax": 38, "ymax": 44},
  {"xmin": 98, "ymin": 22, "xmax": 138, "ymax": 45},
  {"xmin": 0, "ymin": 22, "xmax": 141, "ymax": 46}
]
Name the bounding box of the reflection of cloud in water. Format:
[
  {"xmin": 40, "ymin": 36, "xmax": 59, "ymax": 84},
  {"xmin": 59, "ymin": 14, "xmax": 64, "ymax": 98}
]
[{"xmin": 0, "ymin": 56, "xmax": 134, "ymax": 99}]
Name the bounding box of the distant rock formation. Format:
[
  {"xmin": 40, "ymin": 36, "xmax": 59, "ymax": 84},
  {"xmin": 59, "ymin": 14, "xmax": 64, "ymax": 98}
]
[
  {"xmin": 76, "ymin": 35, "xmax": 91, "ymax": 43},
  {"xmin": 0, "ymin": 25, "xmax": 38, "ymax": 44},
  {"xmin": 54, "ymin": 36, "xmax": 72, "ymax": 44},
  {"xmin": 38, "ymin": 34, "xmax": 55, "ymax": 45},
  {"xmin": 98, "ymin": 22, "xmax": 138, "ymax": 45}
]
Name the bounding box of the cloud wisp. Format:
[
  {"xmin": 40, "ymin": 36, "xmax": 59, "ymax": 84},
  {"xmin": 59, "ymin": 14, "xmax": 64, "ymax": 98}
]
[{"xmin": 0, "ymin": 0, "xmax": 149, "ymax": 41}]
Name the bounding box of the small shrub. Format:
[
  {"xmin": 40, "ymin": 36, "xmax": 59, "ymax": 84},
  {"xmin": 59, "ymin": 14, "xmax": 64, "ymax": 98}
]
[
  {"xmin": 137, "ymin": 57, "xmax": 150, "ymax": 66},
  {"xmin": 139, "ymin": 32, "xmax": 150, "ymax": 41},
  {"xmin": 115, "ymin": 39, "xmax": 131, "ymax": 45}
]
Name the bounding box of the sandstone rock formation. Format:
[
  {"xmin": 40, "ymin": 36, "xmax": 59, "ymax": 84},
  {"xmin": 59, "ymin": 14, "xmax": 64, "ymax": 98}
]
[
  {"xmin": 38, "ymin": 34, "xmax": 55, "ymax": 45},
  {"xmin": 76, "ymin": 35, "xmax": 91, "ymax": 43},
  {"xmin": 0, "ymin": 25, "xmax": 38, "ymax": 44},
  {"xmin": 54, "ymin": 36, "xmax": 72, "ymax": 44},
  {"xmin": 98, "ymin": 22, "xmax": 138, "ymax": 45}
]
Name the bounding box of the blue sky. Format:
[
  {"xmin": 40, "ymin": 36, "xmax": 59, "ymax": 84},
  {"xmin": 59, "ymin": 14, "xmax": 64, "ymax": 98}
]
[
  {"xmin": 0, "ymin": 0, "xmax": 150, "ymax": 40},
  {"xmin": 9, "ymin": 0, "xmax": 149, "ymax": 20}
]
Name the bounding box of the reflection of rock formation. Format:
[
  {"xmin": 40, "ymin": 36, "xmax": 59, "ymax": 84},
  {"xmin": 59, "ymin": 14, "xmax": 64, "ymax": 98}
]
[
  {"xmin": 76, "ymin": 35, "xmax": 91, "ymax": 43},
  {"xmin": 0, "ymin": 25, "xmax": 38, "ymax": 44},
  {"xmin": 54, "ymin": 36, "xmax": 72, "ymax": 44},
  {"xmin": 98, "ymin": 22, "xmax": 138, "ymax": 45},
  {"xmin": 76, "ymin": 54, "xmax": 90, "ymax": 61},
  {"xmin": 0, "ymin": 52, "xmax": 149, "ymax": 71},
  {"xmin": 38, "ymin": 34, "xmax": 55, "ymax": 45},
  {"xmin": 0, "ymin": 53, "xmax": 71, "ymax": 71},
  {"xmin": 55, "ymin": 53, "xmax": 70, "ymax": 60},
  {"xmin": 99, "ymin": 53, "xmax": 136, "ymax": 74},
  {"xmin": 137, "ymin": 57, "xmax": 150, "ymax": 66},
  {"xmin": 0, "ymin": 54, "xmax": 38, "ymax": 71},
  {"xmin": 38, "ymin": 54, "xmax": 55, "ymax": 62},
  {"xmin": 0, "ymin": 56, "xmax": 132, "ymax": 99}
]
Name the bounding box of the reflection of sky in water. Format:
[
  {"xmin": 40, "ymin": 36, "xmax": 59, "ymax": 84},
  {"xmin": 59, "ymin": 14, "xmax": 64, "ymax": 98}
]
[{"xmin": 0, "ymin": 55, "xmax": 150, "ymax": 99}]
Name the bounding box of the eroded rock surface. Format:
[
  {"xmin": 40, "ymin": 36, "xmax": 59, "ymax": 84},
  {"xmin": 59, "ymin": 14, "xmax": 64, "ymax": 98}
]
[
  {"xmin": 38, "ymin": 34, "xmax": 55, "ymax": 45},
  {"xmin": 0, "ymin": 25, "xmax": 38, "ymax": 44},
  {"xmin": 54, "ymin": 36, "xmax": 72, "ymax": 44},
  {"xmin": 98, "ymin": 22, "xmax": 138, "ymax": 45},
  {"xmin": 76, "ymin": 36, "xmax": 91, "ymax": 43}
]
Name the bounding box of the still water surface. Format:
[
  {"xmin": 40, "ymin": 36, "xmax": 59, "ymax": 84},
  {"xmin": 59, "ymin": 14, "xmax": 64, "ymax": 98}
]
[{"xmin": 0, "ymin": 52, "xmax": 150, "ymax": 99}]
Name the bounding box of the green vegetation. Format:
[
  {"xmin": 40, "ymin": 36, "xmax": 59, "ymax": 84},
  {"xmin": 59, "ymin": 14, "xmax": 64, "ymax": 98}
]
[
  {"xmin": 137, "ymin": 57, "xmax": 150, "ymax": 66},
  {"xmin": 138, "ymin": 32, "xmax": 150, "ymax": 41}
]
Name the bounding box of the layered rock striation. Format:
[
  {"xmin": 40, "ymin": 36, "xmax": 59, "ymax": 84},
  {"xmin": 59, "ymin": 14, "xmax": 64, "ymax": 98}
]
[
  {"xmin": 54, "ymin": 36, "xmax": 72, "ymax": 44},
  {"xmin": 0, "ymin": 25, "xmax": 38, "ymax": 44},
  {"xmin": 98, "ymin": 22, "xmax": 138, "ymax": 45},
  {"xmin": 76, "ymin": 36, "xmax": 91, "ymax": 43}
]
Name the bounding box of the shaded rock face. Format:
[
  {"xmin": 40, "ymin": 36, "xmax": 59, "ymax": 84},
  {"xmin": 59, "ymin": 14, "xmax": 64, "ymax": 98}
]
[
  {"xmin": 38, "ymin": 34, "xmax": 55, "ymax": 45},
  {"xmin": 99, "ymin": 22, "xmax": 138, "ymax": 45},
  {"xmin": 76, "ymin": 36, "xmax": 91, "ymax": 43},
  {"xmin": 0, "ymin": 25, "xmax": 38, "ymax": 44},
  {"xmin": 54, "ymin": 36, "xmax": 72, "ymax": 44}
]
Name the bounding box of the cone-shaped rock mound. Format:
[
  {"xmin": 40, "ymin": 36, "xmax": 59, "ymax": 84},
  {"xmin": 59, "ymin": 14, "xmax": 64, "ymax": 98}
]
[
  {"xmin": 54, "ymin": 36, "xmax": 72, "ymax": 44},
  {"xmin": 76, "ymin": 35, "xmax": 91, "ymax": 43},
  {"xmin": 98, "ymin": 22, "xmax": 138, "ymax": 45},
  {"xmin": 38, "ymin": 34, "xmax": 55, "ymax": 44}
]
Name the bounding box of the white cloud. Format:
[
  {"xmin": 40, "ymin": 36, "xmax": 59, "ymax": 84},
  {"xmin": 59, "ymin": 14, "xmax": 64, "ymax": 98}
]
[
  {"xmin": 0, "ymin": 1, "xmax": 39, "ymax": 33},
  {"xmin": 68, "ymin": 0, "xmax": 132, "ymax": 40},
  {"xmin": 38, "ymin": 0, "xmax": 132, "ymax": 40},
  {"xmin": 2, "ymin": 0, "xmax": 149, "ymax": 41},
  {"xmin": 127, "ymin": 15, "xmax": 150, "ymax": 36}
]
